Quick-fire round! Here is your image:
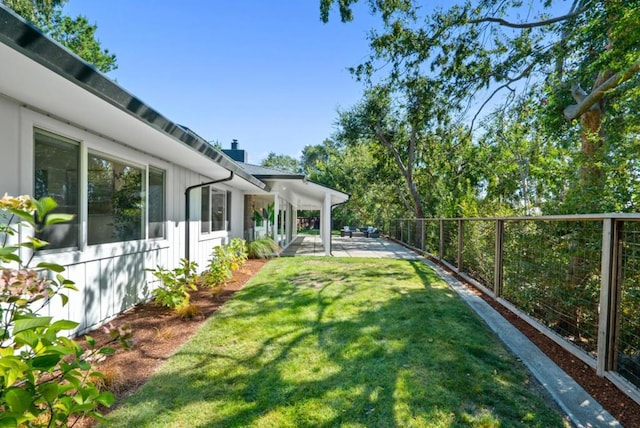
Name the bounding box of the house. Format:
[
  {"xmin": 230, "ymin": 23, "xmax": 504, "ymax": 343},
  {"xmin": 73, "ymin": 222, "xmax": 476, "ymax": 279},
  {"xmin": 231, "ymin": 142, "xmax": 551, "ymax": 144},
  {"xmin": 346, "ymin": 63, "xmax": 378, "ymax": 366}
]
[{"xmin": 0, "ymin": 6, "xmax": 348, "ymax": 333}]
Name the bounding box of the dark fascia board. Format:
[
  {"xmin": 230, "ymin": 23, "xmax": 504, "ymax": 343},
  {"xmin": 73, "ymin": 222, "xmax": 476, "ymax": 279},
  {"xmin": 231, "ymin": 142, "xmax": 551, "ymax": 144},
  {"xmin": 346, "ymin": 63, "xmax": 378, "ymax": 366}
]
[
  {"xmin": 0, "ymin": 6, "xmax": 265, "ymax": 190},
  {"xmin": 253, "ymin": 174, "xmax": 306, "ymax": 180}
]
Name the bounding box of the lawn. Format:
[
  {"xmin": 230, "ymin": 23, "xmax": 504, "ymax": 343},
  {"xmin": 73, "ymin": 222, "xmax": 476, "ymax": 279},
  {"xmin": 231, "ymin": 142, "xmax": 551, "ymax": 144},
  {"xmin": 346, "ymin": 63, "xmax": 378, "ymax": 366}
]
[{"xmin": 104, "ymin": 257, "xmax": 567, "ymax": 427}]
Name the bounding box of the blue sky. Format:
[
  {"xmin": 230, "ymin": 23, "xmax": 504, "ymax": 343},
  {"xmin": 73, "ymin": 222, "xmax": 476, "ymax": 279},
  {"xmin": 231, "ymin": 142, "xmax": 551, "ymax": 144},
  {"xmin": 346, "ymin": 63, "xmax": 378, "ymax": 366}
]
[{"xmin": 63, "ymin": 1, "xmax": 382, "ymax": 164}]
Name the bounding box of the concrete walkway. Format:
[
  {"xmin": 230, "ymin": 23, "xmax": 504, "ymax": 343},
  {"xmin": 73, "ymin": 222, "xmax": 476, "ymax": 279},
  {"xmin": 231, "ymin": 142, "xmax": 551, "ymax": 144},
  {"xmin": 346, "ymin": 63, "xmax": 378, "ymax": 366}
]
[
  {"xmin": 282, "ymin": 234, "xmax": 421, "ymax": 259},
  {"xmin": 282, "ymin": 234, "xmax": 620, "ymax": 427}
]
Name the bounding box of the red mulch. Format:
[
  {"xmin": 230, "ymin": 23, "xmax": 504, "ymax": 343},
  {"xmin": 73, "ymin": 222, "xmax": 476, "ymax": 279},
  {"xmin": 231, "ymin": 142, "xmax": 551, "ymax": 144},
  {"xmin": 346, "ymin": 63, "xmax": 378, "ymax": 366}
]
[
  {"xmin": 75, "ymin": 255, "xmax": 640, "ymax": 427},
  {"xmin": 74, "ymin": 259, "xmax": 268, "ymax": 427}
]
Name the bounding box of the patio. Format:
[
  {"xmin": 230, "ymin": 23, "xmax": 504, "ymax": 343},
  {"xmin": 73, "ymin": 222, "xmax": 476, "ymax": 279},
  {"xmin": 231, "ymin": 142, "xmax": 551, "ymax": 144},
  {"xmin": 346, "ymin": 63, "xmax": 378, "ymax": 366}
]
[{"xmin": 281, "ymin": 234, "xmax": 420, "ymax": 258}]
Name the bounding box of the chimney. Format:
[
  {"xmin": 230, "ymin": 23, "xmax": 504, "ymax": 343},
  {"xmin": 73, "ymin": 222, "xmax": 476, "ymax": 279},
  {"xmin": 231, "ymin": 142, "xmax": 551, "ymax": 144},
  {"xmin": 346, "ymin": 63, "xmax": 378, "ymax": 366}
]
[{"xmin": 222, "ymin": 139, "xmax": 248, "ymax": 163}]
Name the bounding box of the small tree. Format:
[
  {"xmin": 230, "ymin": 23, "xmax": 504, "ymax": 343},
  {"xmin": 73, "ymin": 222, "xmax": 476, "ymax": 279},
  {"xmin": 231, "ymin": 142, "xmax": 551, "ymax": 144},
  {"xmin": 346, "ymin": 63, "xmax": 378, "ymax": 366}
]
[{"xmin": 0, "ymin": 194, "xmax": 125, "ymax": 427}]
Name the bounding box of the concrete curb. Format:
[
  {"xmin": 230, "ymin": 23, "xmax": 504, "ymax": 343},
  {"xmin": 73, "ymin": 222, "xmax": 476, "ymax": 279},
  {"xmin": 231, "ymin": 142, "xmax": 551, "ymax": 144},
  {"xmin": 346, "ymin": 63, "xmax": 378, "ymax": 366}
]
[{"xmin": 422, "ymin": 258, "xmax": 620, "ymax": 428}]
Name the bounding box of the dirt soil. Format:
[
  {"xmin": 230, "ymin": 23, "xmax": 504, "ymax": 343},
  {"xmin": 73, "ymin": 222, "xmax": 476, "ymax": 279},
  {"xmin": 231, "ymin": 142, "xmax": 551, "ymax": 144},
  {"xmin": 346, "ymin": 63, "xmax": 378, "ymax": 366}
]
[{"xmin": 77, "ymin": 257, "xmax": 639, "ymax": 427}]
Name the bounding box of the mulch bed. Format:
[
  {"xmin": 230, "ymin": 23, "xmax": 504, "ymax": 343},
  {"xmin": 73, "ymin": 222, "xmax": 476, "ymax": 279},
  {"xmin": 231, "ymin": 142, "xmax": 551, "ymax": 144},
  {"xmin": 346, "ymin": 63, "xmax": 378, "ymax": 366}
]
[{"xmin": 74, "ymin": 258, "xmax": 268, "ymax": 427}]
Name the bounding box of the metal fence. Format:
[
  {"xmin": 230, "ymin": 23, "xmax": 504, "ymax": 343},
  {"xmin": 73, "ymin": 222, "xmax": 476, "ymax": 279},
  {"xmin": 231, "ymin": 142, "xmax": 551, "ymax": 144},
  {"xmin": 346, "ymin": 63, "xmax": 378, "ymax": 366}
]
[{"xmin": 389, "ymin": 215, "xmax": 640, "ymax": 403}]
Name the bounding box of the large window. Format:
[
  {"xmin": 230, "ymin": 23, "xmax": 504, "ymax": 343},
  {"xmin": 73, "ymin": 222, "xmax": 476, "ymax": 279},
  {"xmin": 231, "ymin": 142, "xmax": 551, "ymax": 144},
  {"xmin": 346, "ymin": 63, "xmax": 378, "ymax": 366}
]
[
  {"xmin": 201, "ymin": 186, "xmax": 227, "ymax": 234},
  {"xmin": 34, "ymin": 129, "xmax": 80, "ymax": 249},
  {"xmin": 88, "ymin": 153, "xmax": 145, "ymax": 245},
  {"xmin": 148, "ymin": 167, "xmax": 166, "ymax": 239}
]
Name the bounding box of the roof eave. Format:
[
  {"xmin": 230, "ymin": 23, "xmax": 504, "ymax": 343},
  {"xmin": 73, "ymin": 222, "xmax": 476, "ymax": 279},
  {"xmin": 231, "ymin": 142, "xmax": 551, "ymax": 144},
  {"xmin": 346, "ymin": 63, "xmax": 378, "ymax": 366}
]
[{"xmin": 0, "ymin": 5, "xmax": 265, "ymax": 190}]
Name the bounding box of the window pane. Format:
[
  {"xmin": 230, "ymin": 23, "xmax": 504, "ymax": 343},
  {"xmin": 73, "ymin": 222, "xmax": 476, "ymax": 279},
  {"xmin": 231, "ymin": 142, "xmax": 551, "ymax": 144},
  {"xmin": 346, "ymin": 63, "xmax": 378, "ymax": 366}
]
[
  {"xmin": 148, "ymin": 167, "xmax": 165, "ymax": 239},
  {"xmin": 88, "ymin": 154, "xmax": 144, "ymax": 245},
  {"xmin": 34, "ymin": 129, "xmax": 79, "ymax": 249},
  {"xmin": 201, "ymin": 186, "xmax": 210, "ymax": 233},
  {"xmin": 211, "ymin": 189, "xmax": 226, "ymax": 232}
]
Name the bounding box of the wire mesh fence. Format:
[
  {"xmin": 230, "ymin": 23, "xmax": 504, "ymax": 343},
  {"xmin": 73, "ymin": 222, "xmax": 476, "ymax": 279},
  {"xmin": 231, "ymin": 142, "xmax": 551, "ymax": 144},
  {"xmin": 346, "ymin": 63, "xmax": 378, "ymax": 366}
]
[
  {"xmin": 618, "ymin": 220, "xmax": 640, "ymax": 388},
  {"xmin": 460, "ymin": 220, "xmax": 495, "ymax": 289},
  {"xmin": 502, "ymin": 220, "xmax": 602, "ymax": 357},
  {"xmin": 388, "ymin": 215, "xmax": 640, "ymax": 399}
]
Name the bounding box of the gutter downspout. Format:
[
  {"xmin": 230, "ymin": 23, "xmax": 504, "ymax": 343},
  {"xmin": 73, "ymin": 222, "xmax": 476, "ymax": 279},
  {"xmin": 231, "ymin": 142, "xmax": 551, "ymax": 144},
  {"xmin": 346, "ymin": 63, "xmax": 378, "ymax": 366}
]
[{"xmin": 184, "ymin": 171, "xmax": 234, "ymax": 261}]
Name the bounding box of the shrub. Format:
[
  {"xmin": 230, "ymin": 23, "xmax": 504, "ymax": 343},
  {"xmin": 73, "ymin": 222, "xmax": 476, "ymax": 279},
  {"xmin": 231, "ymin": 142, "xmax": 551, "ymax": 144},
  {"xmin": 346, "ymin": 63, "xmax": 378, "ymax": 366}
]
[
  {"xmin": 0, "ymin": 194, "xmax": 128, "ymax": 427},
  {"xmin": 247, "ymin": 237, "xmax": 280, "ymax": 259},
  {"xmin": 228, "ymin": 238, "xmax": 248, "ymax": 267},
  {"xmin": 150, "ymin": 259, "xmax": 198, "ymax": 309},
  {"xmin": 201, "ymin": 239, "xmax": 247, "ymax": 290}
]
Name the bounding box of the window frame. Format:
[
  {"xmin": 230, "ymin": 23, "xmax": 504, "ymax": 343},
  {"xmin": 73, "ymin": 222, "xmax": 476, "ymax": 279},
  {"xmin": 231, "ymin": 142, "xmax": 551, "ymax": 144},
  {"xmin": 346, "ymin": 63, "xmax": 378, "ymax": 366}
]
[
  {"xmin": 200, "ymin": 185, "xmax": 228, "ymax": 236},
  {"xmin": 86, "ymin": 150, "xmax": 146, "ymax": 246},
  {"xmin": 147, "ymin": 166, "xmax": 167, "ymax": 240},
  {"xmin": 32, "ymin": 128, "xmax": 81, "ymax": 251}
]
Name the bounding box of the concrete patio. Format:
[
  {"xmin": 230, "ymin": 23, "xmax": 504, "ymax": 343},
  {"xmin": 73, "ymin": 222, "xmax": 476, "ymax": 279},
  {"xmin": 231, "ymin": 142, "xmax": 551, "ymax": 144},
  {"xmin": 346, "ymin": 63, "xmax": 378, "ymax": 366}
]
[{"xmin": 281, "ymin": 234, "xmax": 420, "ymax": 259}]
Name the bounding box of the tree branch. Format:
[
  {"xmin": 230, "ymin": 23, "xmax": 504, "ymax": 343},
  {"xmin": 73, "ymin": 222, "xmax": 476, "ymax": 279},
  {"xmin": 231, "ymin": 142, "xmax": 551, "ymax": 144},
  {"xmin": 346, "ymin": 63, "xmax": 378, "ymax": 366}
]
[
  {"xmin": 468, "ymin": 9, "xmax": 585, "ymax": 29},
  {"xmin": 563, "ymin": 58, "xmax": 640, "ymax": 121}
]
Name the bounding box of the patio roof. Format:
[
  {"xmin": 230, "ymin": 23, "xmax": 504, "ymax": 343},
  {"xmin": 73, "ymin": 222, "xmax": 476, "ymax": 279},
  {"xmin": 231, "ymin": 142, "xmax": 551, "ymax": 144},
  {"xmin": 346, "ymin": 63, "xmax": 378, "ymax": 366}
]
[{"xmin": 239, "ymin": 163, "xmax": 349, "ymax": 209}]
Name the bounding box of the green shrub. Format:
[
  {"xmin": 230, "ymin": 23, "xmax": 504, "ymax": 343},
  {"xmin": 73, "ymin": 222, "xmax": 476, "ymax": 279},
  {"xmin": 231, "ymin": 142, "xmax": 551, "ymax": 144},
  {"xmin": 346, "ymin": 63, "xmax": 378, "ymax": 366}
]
[
  {"xmin": 201, "ymin": 239, "xmax": 248, "ymax": 290},
  {"xmin": 247, "ymin": 237, "xmax": 280, "ymax": 259},
  {"xmin": 150, "ymin": 259, "xmax": 198, "ymax": 308},
  {"xmin": 228, "ymin": 238, "xmax": 248, "ymax": 268},
  {"xmin": 0, "ymin": 195, "xmax": 128, "ymax": 427}
]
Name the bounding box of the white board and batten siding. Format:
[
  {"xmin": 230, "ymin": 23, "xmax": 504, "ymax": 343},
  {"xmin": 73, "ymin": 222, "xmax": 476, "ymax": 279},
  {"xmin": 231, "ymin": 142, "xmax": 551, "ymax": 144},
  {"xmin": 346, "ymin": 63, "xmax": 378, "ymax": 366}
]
[{"xmin": 0, "ymin": 98, "xmax": 238, "ymax": 335}]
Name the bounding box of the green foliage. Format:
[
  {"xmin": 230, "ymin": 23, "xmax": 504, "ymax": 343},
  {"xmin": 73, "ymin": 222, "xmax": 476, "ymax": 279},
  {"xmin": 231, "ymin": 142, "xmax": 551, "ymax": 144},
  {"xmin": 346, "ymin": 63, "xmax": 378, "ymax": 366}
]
[
  {"xmin": 260, "ymin": 152, "xmax": 301, "ymax": 174},
  {"xmin": 0, "ymin": 194, "xmax": 125, "ymax": 427},
  {"xmin": 247, "ymin": 238, "xmax": 279, "ymax": 259},
  {"xmin": 320, "ymin": 0, "xmax": 640, "ymax": 217},
  {"xmin": 3, "ymin": 0, "xmax": 117, "ymax": 72},
  {"xmin": 201, "ymin": 239, "xmax": 248, "ymax": 289},
  {"xmin": 150, "ymin": 259, "xmax": 198, "ymax": 309}
]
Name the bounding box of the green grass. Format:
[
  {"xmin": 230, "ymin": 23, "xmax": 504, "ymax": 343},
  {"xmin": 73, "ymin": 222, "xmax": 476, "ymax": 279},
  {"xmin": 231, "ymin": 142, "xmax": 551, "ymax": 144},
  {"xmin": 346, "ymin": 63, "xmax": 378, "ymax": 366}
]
[
  {"xmin": 104, "ymin": 258, "xmax": 567, "ymax": 427},
  {"xmin": 297, "ymin": 229, "xmax": 342, "ymax": 236}
]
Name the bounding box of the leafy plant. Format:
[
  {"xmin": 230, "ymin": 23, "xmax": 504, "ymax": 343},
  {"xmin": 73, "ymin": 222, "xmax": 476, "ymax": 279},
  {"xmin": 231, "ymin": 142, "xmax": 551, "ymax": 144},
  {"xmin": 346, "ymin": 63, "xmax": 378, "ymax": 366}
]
[
  {"xmin": 0, "ymin": 194, "xmax": 127, "ymax": 427},
  {"xmin": 228, "ymin": 238, "xmax": 248, "ymax": 268},
  {"xmin": 201, "ymin": 239, "xmax": 248, "ymax": 291},
  {"xmin": 150, "ymin": 259, "xmax": 198, "ymax": 309},
  {"xmin": 247, "ymin": 237, "xmax": 280, "ymax": 259},
  {"xmin": 175, "ymin": 303, "xmax": 200, "ymax": 320}
]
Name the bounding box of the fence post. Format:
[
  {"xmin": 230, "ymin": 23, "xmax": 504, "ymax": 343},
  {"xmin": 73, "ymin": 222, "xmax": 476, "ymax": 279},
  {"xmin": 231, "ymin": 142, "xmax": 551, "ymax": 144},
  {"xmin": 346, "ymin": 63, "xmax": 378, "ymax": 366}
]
[
  {"xmin": 494, "ymin": 220, "xmax": 504, "ymax": 298},
  {"xmin": 596, "ymin": 218, "xmax": 621, "ymax": 376},
  {"xmin": 457, "ymin": 219, "xmax": 464, "ymax": 271},
  {"xmin": 420, "ymin": 219, "xmax": 425, "ymax": 251},
  {"xmin": 439, "ymin": 219, "xmax": 444, "ymax": 260}
]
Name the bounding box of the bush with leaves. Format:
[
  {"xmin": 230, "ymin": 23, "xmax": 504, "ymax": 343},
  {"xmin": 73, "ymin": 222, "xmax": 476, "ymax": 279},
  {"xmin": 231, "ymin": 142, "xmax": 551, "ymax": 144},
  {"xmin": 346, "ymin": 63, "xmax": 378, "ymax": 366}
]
[
  {"xmin": 150, "ymin": 259, "xmax": 198, "ymax": 309},
  {"xmin": 247, "ymin": 237, "xmax": 280, "ymax": 259},
  {"xmin": 201, "ymin": 239, "xmax": 248, "ymax": 291},
  {"xmin": 0, "ymin": 194, "xmax": 129, "ymax": 427},
  {"xmin": 227, "ymin": 238, "xmax": 248, "ymax": 268}
]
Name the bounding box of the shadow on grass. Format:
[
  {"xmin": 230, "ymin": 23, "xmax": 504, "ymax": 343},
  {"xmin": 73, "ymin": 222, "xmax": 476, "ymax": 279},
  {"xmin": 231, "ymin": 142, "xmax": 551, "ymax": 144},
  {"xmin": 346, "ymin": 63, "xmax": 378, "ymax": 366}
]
[{"xmin": 105, "ymin": 259, "xmax": 566, "ymax": 427}]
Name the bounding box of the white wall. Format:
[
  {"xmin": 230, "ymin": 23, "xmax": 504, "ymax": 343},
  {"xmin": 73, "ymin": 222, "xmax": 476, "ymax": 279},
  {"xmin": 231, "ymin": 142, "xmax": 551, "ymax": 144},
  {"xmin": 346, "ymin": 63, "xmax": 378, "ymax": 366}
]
[
  {"xmin": 0, "ymin": 100, "xmax": 241, "ymax": 334},
  {"xmin": 0, "ymin": 95, "xmax": 20, "ymax": 196}
]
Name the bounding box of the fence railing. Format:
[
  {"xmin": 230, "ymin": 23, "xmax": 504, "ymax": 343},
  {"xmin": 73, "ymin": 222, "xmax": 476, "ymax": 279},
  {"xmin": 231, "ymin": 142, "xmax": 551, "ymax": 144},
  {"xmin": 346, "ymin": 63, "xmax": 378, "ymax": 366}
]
[{"xmin": 389, "ymin": 215, "xmax": 640, "ymax": 403}]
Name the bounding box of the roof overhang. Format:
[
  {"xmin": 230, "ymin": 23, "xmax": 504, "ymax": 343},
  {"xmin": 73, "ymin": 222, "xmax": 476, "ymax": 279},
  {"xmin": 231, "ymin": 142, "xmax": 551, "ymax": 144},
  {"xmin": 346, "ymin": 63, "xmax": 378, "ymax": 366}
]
[
  {"xmin": 262, "ymin": 178, "xmax": 349, "ymax": 210},
  {"xmin": 0, "ymin": 6, "xmax": 265, "ymax": 193}
]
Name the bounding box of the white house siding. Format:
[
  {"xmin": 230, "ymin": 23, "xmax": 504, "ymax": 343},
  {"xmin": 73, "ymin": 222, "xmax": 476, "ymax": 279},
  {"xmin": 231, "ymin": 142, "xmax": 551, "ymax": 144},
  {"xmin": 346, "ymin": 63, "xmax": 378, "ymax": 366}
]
[
  {"xmin": 0, "ymin": 95, "xmax": 20, "ymax": 196},
  {"xmin": 0, "ymin": 101, "xmax": 239, "ymax": 334}
]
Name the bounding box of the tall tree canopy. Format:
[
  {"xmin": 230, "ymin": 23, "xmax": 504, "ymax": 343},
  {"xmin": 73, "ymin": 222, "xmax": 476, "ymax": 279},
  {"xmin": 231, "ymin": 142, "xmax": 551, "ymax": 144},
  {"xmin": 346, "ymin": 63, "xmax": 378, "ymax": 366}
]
[
  {"xmin": 321, "ymin": 0, "xmax": 640, "ymax": 214},
  {"xmin": 260, "ymin": 152, "xmax": 301, "ymax": 174},
  {"xmin": 3, "ymin": 0, "xmax": 117, "ymax": 72}
]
